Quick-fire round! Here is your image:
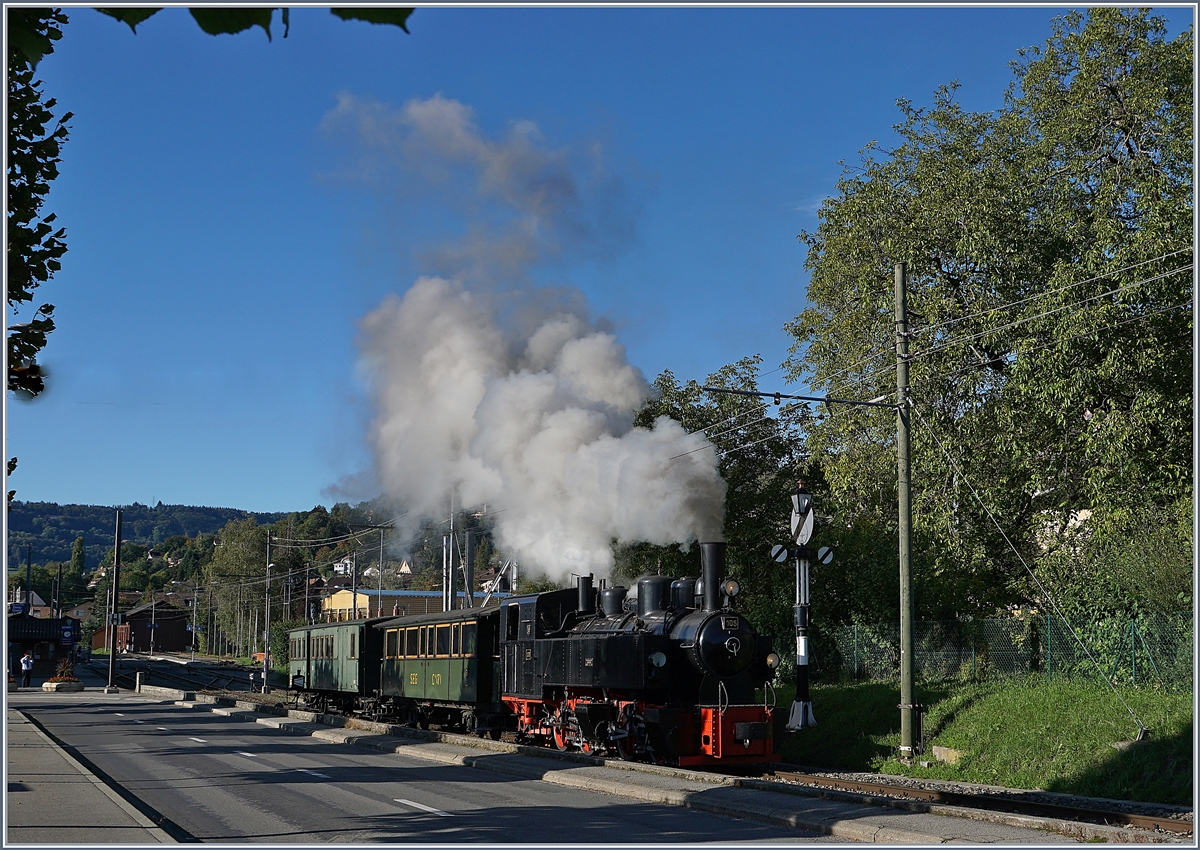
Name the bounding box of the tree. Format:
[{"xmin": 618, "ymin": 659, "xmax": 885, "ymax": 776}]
[
  {"xmin": 69, "ymin": 535, "xmax": 85, "ymax": 573},
  {"xmin": 7, "ymin": 8, "xmax": 67, "ymax": 400},
  {"xmin": 785, "ymin": 9, "xmax": 1192, "ymax": 619}
]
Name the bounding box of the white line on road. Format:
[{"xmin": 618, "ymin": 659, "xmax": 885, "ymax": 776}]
[
  {"xmin": 114, "ymin": 713, "xmax": 125, "ymax": 716},
  {"xmin": 394, "ymin": 799, "xmax": 452, "ymax": 817},
  {"xmin": 298, "ymin": 769, "xmax": 331, "ymax": 779},
  {"xmin": 157, "ymin": 727, "xmax": 171, "ymax": 731},
  {"xmin": 237, "ymin": 752, "xmax": 258, "ymax": 758},
  {"xmin": 134, "ymin": 720, "xmax": 144, "ymax": 724},
  {"xmin": 188, "ymin": 737, "xmax": 208, "ymax": 743}
]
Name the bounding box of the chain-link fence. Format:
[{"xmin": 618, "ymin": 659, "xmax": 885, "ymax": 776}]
[{"xmin": 814, "ymin": 612, "xmax": 1193, "ymax": 690}]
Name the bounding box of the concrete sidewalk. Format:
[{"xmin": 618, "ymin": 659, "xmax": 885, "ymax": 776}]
[{"xmin": 6, "ymin": 708, "xmax": 174, "ymax": 844}]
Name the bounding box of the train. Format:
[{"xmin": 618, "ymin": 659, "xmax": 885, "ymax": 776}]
[{"xmin": 286, "ymin": 541, "xmax": 783, "ymax": 766}]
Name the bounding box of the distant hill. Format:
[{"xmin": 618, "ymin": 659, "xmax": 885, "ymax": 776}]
[{"xmin": 7, "ymin": 501, "xmax": 288, "ymax": 571}]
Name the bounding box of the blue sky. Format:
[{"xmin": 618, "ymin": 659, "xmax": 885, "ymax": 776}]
[{"xmin": 7, "ymin": 5, "xmax": 1193, "ymax": 515}]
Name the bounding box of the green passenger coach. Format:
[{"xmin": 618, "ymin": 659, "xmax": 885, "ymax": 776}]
[
  {"xmin": 286, "ymin": 617, "xmax": 389, "ymax": 715},
  {"xmin": 376, "ymin": 606, "xmax": 504, "ymax": 736}
]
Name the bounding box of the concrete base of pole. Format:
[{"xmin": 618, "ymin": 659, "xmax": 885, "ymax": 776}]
[
  {"xmin": 785, "ymin": 700, "xmax": 816, "ymax": 731},
  {"xmin": 103, "ymin": 686, "xmax": 120, "ymax": 694}
]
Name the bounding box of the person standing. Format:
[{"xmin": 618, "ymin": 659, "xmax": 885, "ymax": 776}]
[{"xmin": 20, "ymin": 651, "xmax": 34, "ymax": 687}]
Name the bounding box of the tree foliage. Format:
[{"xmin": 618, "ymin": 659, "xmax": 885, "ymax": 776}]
[
  {"xmin": 785, "ymin": 9, "xmax": 1192, "ymax": 619},
  {"xmin": 7, "ymin": 8, "xmax": 70, "ymax": 400}
]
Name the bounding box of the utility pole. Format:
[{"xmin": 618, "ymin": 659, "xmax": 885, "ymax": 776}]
[
  {"xmin": 463, "ymin": 530, "xmax": 477, "ymax": 609},
  {"xmin": 378, "ymin": 528, "xmax": 384, "ymax": 617},
  {"xmin": 351, "ymin": 550, "xmax": 358, "ymax": 619},
  {"xmin": 105, "ymin": 509, "xmax": 122, "ymax": 693},
  {"xmin": 444, "ymin": 494, "xmax": 458, "ymax": 612},
  {"xmin": 54, "ymin": 561, "xmax": 62, "ymax": 617},
  {"xmin": 262, "ymin": 533, "xmax": 272, "ymax": 693},
  {"xmin": 895, "ymin": 261, "xmax": 919, "ymax": 760},
  {"xmin": 24, "ymin": 545, "xmax": 32, "ymax": 615}
]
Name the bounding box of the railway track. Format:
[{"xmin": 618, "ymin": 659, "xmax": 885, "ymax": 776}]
[{"xmin": 763, "ymin": 769, "xmax": 1193, "ymax": 837}]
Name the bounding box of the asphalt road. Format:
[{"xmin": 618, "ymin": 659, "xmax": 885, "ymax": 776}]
[{"xmin": 17, "ymin": 696, "xmax": 836, "ymax": 844}]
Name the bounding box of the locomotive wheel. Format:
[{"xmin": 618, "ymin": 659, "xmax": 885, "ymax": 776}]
[
  {"xmin": 489, "ymin": 729, "xmax": 502, "ymax": 741},
  {"xmin": 553, "ymin": 724, "xmax": 570, "ymax": 751}
]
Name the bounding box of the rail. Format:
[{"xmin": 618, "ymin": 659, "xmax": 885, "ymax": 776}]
[{"xmin": 767, "ymin": 770, "xmax": 1193, "ymax": 837}]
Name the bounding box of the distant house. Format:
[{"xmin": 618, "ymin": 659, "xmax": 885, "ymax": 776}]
[
  {"xmin": 332, "ymin": 556, "xmax": 353, "ymax": 576},
  {"xmin": 321, "ymin": 589, "xmax": 505, "ymax": 621},
  {"xmin": 91, "ymin": 600, "xmax": 189, "ymax": 653},
  {"xmin": 64, "ymin": 600, "xmax": 94, "ymax": 622},
  {"xmin": 7, "ymin": 590, "xmax": 49, "ymax": 618}
]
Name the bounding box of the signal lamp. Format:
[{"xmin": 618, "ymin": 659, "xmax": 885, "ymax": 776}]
[
  {"xmin": 766, "ymin": 653, "xmax": 781, "ymax": 670},
  {"xmin": 721, "ymin": 578, "xmax": 740, "ymax": 599},
  {"xmin": 649, "ymin": 651, "xmax": 667, "ymax": 668}
]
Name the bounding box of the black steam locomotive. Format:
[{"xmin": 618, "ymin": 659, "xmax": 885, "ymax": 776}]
[{"xmin": 287, "ymin": 541, "xmax": 782, "ymax": 766}]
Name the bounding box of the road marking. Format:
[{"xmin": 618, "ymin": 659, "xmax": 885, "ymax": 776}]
[
  {"xmin": 134, "ymin": 720, "xmax": 145, "ymax": 724},
  {"xmin": 237, "ymin": 752, "xmax": 258, "ymax": 758},
  {"xmin": 298, "ymin": 769, "xmax": 331, "ymax": 779},
  {"xmin": 157, "ymin": 727, "xmax": 171, "ymax": 731},
  {"xmin": 114, "ymin": 713, "xmax": 125, "ymax": 716},
  {"xmin": 394, "ymin": 799, "xmax": 452, "ymax": 817},
  {"xmin": 188, "ymin": 737, "xmax": 208, "ymax": 743}
]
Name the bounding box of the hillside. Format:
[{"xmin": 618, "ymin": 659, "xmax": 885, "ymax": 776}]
[{"xmin": 7, "ymin": 501, "xmax": 288, "ymax": 570}]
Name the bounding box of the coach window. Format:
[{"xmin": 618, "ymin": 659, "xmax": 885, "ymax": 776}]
[
  {"xmin": 418, "ymin": 626, "xmax": 427, "ymax": 657},
  {"xmin": 462, "ymin": 622, "xmax": 477, "ymax": 657},
  {"xmin": 349, "ymin": 632, "xmax": 357, "ymax": 659},
  {"xmin": 506, "ymin": 604, "xmax": 519, "ymax": 640},
  {"xmin": 385, "ymin": 629, "xmax": 398, "ymax": 658},
  {"xmin": 436, "ymin": 624, "xmax": 450, "ymax": 657},
  {"xmin": 426, "ymin": 625, "xmax": 435, "ymax": 657},
  {"xmin": 406, "ymin": 627, "xmax": 418, "ymax": 658},
  {"xmin": 451, "ymin": 623, "xmax": 461, "ymax": 656}
]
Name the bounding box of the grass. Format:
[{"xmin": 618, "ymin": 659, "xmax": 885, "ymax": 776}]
[{"xmin": 776, "ymin": 676, "xmax": 1192, "ymax": 806}]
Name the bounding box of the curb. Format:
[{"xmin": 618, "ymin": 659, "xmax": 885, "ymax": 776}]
[{"xmin": 175, "ymin": 697, "xmax": 1184, "ymax": 844}]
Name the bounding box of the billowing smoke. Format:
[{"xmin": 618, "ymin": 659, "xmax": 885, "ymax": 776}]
[{"xmin": 334, "ymin": 94, "xmax": 726, "ymax": 580}]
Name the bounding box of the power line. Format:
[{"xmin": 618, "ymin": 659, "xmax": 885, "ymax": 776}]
[
  {"xmin": 915, "ymin": 248, "xmax": 1193, "ymax": 338},
  {"xmin": 912, "ymin": 264, "xmax": 1193, "ymax": 362}
]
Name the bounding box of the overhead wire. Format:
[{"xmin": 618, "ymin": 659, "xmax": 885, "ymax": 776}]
[
  {"xmin": 915, "ymin": 248, "xmax": 1193, "ymax": 338},
  {"xmin": 911, "ymin": 264, "xmax": 1193, "ymax": 362}
]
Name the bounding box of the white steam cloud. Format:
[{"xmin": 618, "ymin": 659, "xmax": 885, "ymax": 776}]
[{"xmin": 334, "ymin": 94, "xmax": 725, "ymax": 581}]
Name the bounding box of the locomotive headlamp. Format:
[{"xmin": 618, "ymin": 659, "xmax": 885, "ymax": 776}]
[
  {"xmin": 649, "ymin": 651, "xmax": 667, "ymax": 668},
  {"xmin": 766, "ymin": 653, "xmax": 781, "ymax": 670},
  {"xmin": 721, "ymin": 579, "xmax": 740, "ymax": 599}
]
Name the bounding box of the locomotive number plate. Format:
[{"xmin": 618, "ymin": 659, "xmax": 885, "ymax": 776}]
[{"xmin": 722, "ymin": 617, "xmax": 739, "ymax": 630}]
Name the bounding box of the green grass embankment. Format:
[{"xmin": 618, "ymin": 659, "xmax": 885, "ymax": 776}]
[{"xmin": 776, "ymin": 677, "xmax": 1192, "ymax": 806}]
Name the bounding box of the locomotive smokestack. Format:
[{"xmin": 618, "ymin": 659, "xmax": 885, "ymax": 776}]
[
  {"xmin": 577, "ymin": 573, "xmax": 595, "ymax": 615},
  {"xmin": 700, "ymin": 542, "xmax": 726, "ymax": 611}
]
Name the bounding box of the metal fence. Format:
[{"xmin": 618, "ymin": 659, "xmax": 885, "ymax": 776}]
[{"xmin": 815, "ymin": 612, "xmax": 1193, "ymax": 690}]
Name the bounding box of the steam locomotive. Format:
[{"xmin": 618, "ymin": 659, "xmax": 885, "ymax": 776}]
[{"xmin": 286, "ymin": 541, "xmax": 783, "ymax": 766}]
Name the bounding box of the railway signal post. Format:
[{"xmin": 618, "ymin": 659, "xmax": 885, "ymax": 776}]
[{"xmin": 786, "ymin": 481, "xmax": 817, "ymax": 731}]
